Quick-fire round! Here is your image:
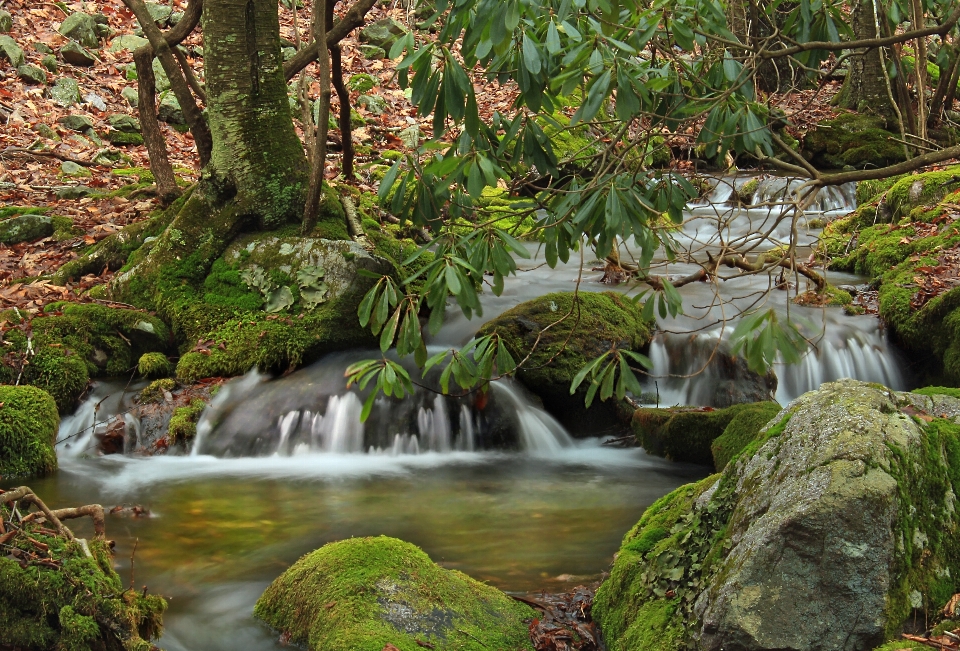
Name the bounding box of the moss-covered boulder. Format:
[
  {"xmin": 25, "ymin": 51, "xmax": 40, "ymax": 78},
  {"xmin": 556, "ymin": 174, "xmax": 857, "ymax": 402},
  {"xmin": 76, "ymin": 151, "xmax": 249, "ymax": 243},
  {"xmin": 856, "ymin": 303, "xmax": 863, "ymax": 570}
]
[
  {"xmin": 478, "ymin": 291, "xmax": 653, "ymax": 430},
  {"xmin": 802, "ymin": 113, "xmax": 906, "ymax": 170},
  {"xmin": 630, "ymin": 401, "xmax": 782, "ymax": 470},
  {"xmin": 594, "ymin": 379, "xmax": 960, "ymax": 651},
  {"xmin": 0, "ymin": 499, "xmax": 166, "ymax": 650},
  {"xmin": 254, "ymin": 536, "xmax": 534, "ymax": 651},
  {"xmin": 0, "ymin": 303, "xmax": 171, "ymax": 412},
  {"xmin": 0, "ymin": 386, "xmax": 59, "ymax": 480}
]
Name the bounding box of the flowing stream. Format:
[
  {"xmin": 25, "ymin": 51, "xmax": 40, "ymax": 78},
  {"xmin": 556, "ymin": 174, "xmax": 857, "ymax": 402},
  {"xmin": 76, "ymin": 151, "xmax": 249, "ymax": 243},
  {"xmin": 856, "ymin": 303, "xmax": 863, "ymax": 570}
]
[{"xmin": 8, "ymin": 176, "xmax": 914, "ymax": 650}]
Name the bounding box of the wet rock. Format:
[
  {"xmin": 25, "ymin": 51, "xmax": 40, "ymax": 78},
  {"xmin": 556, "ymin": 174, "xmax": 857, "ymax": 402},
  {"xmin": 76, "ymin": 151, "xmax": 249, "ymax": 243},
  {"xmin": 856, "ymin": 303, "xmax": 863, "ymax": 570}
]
[
  {"xmin": 254, "ymin": 536, "xmax": 535, "ymax": 651},
  {"xmin": 49, "ymin": 76, "xmax": 81, "ymax": 107},
  {"xmin": 0, "ymin": 34, "xmax": 25, "ymax": 67},
  {"xmin": 0, "ymin": 10, "xmax": 12, "ymax": 33},
  {"xmin": 157, "ymin": 92, "xmax": 183, "ymax": 123},
  {"xmin": 60, "ymin": 41, "xmax": 97, "ymax": 66},
  {"xmin": 359, "ymin": 17, "xmax": 408, "ymax": 51},
  {"xmin": 40, "ymin": 53, "xmax": 58, "ymax": 72},
  {"xmin": 0, "ymin": 214, "xmax": 54, "ymax": 243},
  {"xmin": 594, "ymin": 380, "xmax": 960, "ymax": 651},
  {"xmin": 357, "ymin": 93, "xmax": 388, "ymax": 115},
  {"xmin": 58, "ymin": 12, "xmax": 100, "ymax": 49},
  {"xmin": 58, "ymin": 114, "xmax": 95, "ymax": 131},
  {"xmin": 109, "ymin": 34, "xmax": 149, "ymax": 52},
  {"xmin": 17, "ymin": 63, "xmax": 46, "ymax": 84}
]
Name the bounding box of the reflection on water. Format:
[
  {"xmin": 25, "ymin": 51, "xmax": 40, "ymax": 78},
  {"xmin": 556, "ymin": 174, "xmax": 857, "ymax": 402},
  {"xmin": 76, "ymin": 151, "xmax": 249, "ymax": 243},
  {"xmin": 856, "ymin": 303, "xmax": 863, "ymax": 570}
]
[{"xmin": 22, "ymin": 445, "xmax": 706, "ymax": 651}]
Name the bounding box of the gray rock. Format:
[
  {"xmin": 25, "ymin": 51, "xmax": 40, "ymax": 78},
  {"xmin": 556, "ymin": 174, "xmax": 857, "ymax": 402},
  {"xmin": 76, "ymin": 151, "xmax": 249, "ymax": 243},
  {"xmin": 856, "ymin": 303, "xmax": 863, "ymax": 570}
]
[
  {"xmin": 17, "ymin": 64, "xmax": 46, "ymax": 84},
  {"xmin": 40, "ymin": 54, "xmax": 58, "ymax": 73},
  {"xmin": 59, "ymin": 13, "xmax": 100, "ymax": 49},
  {"xmin": 153, "ymin": 57, "xmax": 170, "ymax": 91},
  {"xmin": 281, "ymin": 46, "xmax": 296, "ymax": 61},
  {"xmin": 94, "ymin": 23, "xmax": 113, "ymax": 39},
  {"xmin": 357, "ymin": 93, "xmax": 388, "ymax": 115},
  {"xmin": 0, "ymin": 10, "xmax": 12, "ymax": 33},
  {"xmin": 60, "ymin": 41, "xmax": 97, "ymax": 66},
  {"xmin": 92, "ymin": 13, "xmax": 110, "ymax": 26},
  {"xmin": 169, "ymin": 10, "xmax": 184, "ymax": 26},
  {"xmin": 145, "ymin": 2, "xmax": 172, "ymax": 24},
  {"xmin": 0, "ymin": 35, "xmax": 24, "ymax": 67},
  {"xmin": 157, "ymin": 92, "xmax": 183, "ymax": 124},
  {"xmin": 0, "ymin": 214, "xmax": 54, "ymax": 244},
  {"xmin": 92, "ymin": 148, "xmax": 122, "ymax": 165},
  {"xmin": 49, "ymin": 77, "xmax": 81, "ymax": 107},
  {"xmin": 223, "ymin": 236, "xmax": 392, "ymax": 307},
  {"xmin": 84, "ymin": 92, "xmax": 107, "ymax": 111},
  {"xmin": 33, "ymin": 123, "xmax": 60, "ymax": 141},
  {"xmin": 109, "ymin": 34, "xmax": 149, "ymax": 52},
  {"xmin": 58, "ymin": 114, "xmax": 95, "ymax": 131},
  {"xmin": 398, "ymin": 124, "xmax": 420, "ymax": 149},
  {"xmin": 358, "ymin": 18, "xmax": 408, "ymax": 51},
  {"xmin": 108, "ymin": 114, "xmax": 140, "ymax": 132},
  {"xmin": 54, "ymin": 185, "xmax": 93, "ymax": 199},
  {"xmin": 358, "ymin": 44, "xmax": 386, "ymax": 60},
  {"xmin": 33, "ymin": 42, "xmax": 54, "ymax": 54},
  {"xmin": 60, "ymin": 161, "xmax": 92, "ymax": 177},
  {"xmin": 121, "ymin": 86, "xmax": 139, "ymax": 107}
]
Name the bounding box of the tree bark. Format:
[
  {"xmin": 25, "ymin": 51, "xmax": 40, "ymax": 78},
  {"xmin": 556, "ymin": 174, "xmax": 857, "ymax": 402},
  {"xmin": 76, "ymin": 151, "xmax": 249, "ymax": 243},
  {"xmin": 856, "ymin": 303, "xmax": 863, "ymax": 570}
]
[
  {"xmin": 203, "ymin": 0, "xmax": 309, "ymax": 228},
  {"xmin": 134, "ymin": 44, "xmax": 181, "ymax": 204},
  {"xmin": 303, "ymin": 0, "xmax": 332, "ymax": 233},
  {"xmin": 329, "ymin": 0, "xmax": 354, "ymax": 180},
  {"xmin": 837, "ymin": 0, "xmax": 897, "ymax": 119}
]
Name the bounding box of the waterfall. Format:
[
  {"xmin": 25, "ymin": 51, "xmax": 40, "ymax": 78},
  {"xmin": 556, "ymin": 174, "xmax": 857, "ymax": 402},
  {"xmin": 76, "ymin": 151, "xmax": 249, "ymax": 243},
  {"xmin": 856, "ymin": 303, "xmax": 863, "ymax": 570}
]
[{"xmin": 692, "ymin": 175, "xmax": 858, "ymax": 215}]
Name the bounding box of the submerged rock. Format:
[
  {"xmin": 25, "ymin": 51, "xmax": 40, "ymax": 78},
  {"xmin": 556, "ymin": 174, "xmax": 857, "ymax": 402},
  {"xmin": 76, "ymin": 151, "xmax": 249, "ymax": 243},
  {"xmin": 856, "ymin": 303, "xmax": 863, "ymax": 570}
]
[
  {"xmin": 594, "ymin": 380, "xmax": 960, "ymax": 651},
  {"xmin": 255, "ymin": 536, "xmax": 534, "ymax": 651},
  {"xmin": 0, "ymin": 386, "xmax": 58, "ymax": 480}
]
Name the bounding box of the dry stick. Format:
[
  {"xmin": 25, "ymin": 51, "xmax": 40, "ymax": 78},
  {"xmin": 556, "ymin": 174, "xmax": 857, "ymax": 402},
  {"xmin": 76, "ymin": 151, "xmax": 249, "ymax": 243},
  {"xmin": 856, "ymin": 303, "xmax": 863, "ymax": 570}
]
[
  {"xmin": 134, "ymin": 44, "xmax": 181, "ymax": 204},
  {"xmin": 302, "ymin": 0, "xmax": 332, "ymax": 234},
  {"xmin": 0, "ymin": 487, "xmax": 73, "ymax": 540},
  {"xmin": 0, "ymin": 147, "xmax": 104, "ymax": 167},
  {"xmin": 48, "ymin": 505, "xmax": 106, "ymax": 538},
  {"xmin": 130, "ymin": 538, "xmax": 138, "ymax": 591},
  {"xmin": 122, "ymin": 0, "xmax": 212, "ymax": 167}
]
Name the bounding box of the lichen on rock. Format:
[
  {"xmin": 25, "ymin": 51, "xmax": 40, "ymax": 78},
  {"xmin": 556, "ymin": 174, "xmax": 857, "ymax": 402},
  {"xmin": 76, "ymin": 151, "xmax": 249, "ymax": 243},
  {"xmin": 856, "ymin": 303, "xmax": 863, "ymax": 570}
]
[{"xmin": 254, "ymin": 536, "xmax": 534, "ymax": 651}]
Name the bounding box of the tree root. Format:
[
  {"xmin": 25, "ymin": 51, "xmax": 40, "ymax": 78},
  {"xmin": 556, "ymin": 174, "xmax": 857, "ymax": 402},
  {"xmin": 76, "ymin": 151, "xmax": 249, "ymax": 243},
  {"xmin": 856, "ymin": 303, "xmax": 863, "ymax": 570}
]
[{"xmin": 0, "ymin": 486, "xmax": 106, "ymax": 541}]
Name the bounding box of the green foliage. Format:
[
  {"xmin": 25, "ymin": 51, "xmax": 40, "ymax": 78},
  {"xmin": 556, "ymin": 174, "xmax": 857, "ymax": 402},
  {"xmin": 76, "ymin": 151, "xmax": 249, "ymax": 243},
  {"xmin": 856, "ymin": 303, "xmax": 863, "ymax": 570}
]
[
  {"xmin": 0, "ymin": 385, "xmax": 59, "ymax": 480},
  {"xmin": 140, "ymin": 378, "xmax": 176, "ymax": 403},
  {"xmin": 730, "ymin": 309, "xmax": 809, "ymax": 375},
  {"xmin": 167, "ymin": 398, "xmax": 206, "ymax": 443},
  {"xmin": 254, "ymin": 536, "xmax": 534, "ymax": 651},
  {"xmin": 137, "ymin": 352, "xmax": 172, "ymax": 378}
]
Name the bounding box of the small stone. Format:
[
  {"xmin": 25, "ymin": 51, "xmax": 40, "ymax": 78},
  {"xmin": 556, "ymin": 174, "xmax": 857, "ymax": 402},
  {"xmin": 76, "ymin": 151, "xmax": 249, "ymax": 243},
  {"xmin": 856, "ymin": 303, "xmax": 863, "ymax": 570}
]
[
  {"xmin": 60, "ymin": 41, "xmax": 97, "ymax": 66},
  {"xmin": 84, "ymin": 92, "xmax": 107, "ymax": 111},
  {"xmin": 169, "ymin": 10, "xmax": 185, "ymax": 26},
  {"xmin": 153, "ymin": 57, "xmax": 170, "ymax": 91},
  {"xmin": 281, "ymin": 46, "xmax": 296, "ymax": 62},
  {"xmin": 109, "ymin": 34, "xmax": 149, "ymax": 52},
  {"xmin": 108, "ymin": 114, "xmax": 140, "ymax": 132},
  {"xmin": 17, "ymin": 64, "xmax": 46, "ymax": 84},
  {"xmin": 33, "ymin": 123, "xmax": 60, "ymax": 141},
  {"xmin": 107, "ymin": 130, "xmax": 144, "ymax": 146},
  {"xmin": 358, "ymin": 44, "xmax": 386, "ymax": 60},
  {"xmin": 58, "ymin": 114, "xmax": 95, "ymax": 132},
  {"xmin": 348, "ymin": 73, "xmax": 377, "ymax": 93},
  {"xmin": 145, "ymin": 2, "xmax": 172, "ymax": 24},
  {"xmin": 40, "ymin": 54, "xmax": 58, "ymax": 73},
  {"xmin": 92, "ymin": 148, "xmax": 122, "ymax": 165},
  {"xmin": 0, "ymin": 10, "xmax": 12, "ymax": 33},
  {"xmin": 94, "ymin": 23, "xmax": 113, "ymax": 39},
  {"xmin": 358, "ymin": 18, "xmax": 408, "ymax": 51},
  {"xmin": 0, "ymin": 214, "xmax": 54, "ymax": 244},
  {"xmin": 157, "ymin": 92, "xmax": 183, "ymax": 124},
  {"xmin": 33, "ymin": 42, "xmax": 54, "ymax": 54},
  {"xmin": 59, "ymin": 13, "xmax": 100, "ymax": 49},
  {"xmin": 399, "ymin": 124, "xmax": 420, "ymax": 149},
  {"xmin": 49, "ymin": 77, "xmax": 81, "ymax": 107},
  {"xmin": 357, "ymin": 94, "xmax": 388, "ymax": 115},
  {"xmin": 61, "ymin": 160, "xmax": 92, "ymax": 178},
  {"xmin": 121, "ymin": 87, "xmax": 139, "ymax": 107},
  {"xmin": 54, "ymin": 185, "xmax": 93, "ymax": 199},
  {"xmin": 0, "ymin": 35, "xmax": 25, "ymax": 67}
]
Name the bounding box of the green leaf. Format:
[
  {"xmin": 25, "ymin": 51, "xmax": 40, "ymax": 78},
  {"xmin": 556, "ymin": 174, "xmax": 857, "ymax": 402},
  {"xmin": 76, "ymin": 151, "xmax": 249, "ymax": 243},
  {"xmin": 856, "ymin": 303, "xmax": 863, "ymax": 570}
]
[
  {"xmin": 522, "ymin": 33, "xmax": 542, "ymax": 75},
  {"xmin": 445, "ymin": 264, "xmax": 462, "ymax": 295},
  {"xmin": 570, "ymin": 352, "xmax": 608, "ymax": 393},
  {"xmin": 380, "ymin": 308, "xmax": 401, "ymax": 352},
  {"xmin": 377, "ymin": 159, "xmax": 403, "ymax": 202},
  {"xmin": 546, "ymin": 21, "xmax": 562, "ymax": 55},
  {"xmin": 505, "ymin": 0, "xmax": 520, "ymax": 31}
]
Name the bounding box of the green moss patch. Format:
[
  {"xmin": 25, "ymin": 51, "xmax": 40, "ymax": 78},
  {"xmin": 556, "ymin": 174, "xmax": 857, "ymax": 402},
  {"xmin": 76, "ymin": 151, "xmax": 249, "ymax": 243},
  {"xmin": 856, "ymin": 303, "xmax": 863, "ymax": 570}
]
[
  {"xmin": 0, "ymin": 385, "xmax": 59, "ymax": 480},
  {"xmin": 254, "ymin": 536, "xmax": 534, "ymax": 651},
  {"xmin": 802, "ymin": 112, "xmax": 906, "ymax": 170},
  {"xmin": 137, "ymin": 352, "xmax": 173, "ymax": 378},
  {"xmin": 167, "ymin": 398, "xmax": 205, "ymax": 444}
]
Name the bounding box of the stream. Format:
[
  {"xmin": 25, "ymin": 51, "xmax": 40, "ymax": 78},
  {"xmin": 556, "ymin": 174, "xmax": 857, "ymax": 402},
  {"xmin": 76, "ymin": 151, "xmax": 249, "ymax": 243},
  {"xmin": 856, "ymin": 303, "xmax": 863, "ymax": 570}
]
[{"xmin": 8, "ymin": 175, "xmax": 913, "ymax": 650}]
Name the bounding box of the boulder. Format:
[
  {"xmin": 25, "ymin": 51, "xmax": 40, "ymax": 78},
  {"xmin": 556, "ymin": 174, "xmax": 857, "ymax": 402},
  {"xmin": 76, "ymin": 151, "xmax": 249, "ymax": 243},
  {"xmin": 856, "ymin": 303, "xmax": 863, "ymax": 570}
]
[
  {"xmin": 58, "ymin": 12, "xmax": 100, "ymax": 49},
  {"xmin": 107, "ymin": 130, "xmax": 144, "ymax": 145},
  {"xmin": 358, "ymin": 17, "xmax": 408, "ymax": 51},
  {"xmin": 157, "ymin": 92, "xmax": 183, "ymax": 123},
  {"xmin": 0, "ymin": 34, "xmax": 24, "ymax": 67},
  {"xmin": 594, "ymin": 380, "xmax": 960, "ymax": 651},
  {"xmin": 0, "ymin": 214, "xmax": 54, "ymax": 243},
  {"xmin": 53, "ymin": 185, "xmax": 93, "ymax": 199},
  {"xmin": 49, "ymin": 77, "xmax": 81, "ymax": 107},
  {"xmin": 802, "ymin": 113, "xmax": 905, "ymax": 170},
  {"xmin": 60, "ymin": 161, "xmax": 92, "ymax": 178},
  {"xmin": 348, "ymin": 72, "xmax": 378, "ymax": 93},
  {"xmin": 478, "ymin": 291, "xmax": 653, "ymax": 432},
  {"xmin": 121, "ymin": 86, "xmax": 139, "ymax": 107},
  {"xmin": 358, "ymin": 44, "xmax": 386, "ymax": 60},
  {"xmin": 254, "ymin": 536, "xmax": 535, "ymax": 651},
  {"xmin": 109, "ymin": 34, "xmax": 149, "ymax": 52},
  {"xmin": 60, "ymin": 41, "xmax": 97, "ymax": 66},
  {"xmin": 107, "ymin": 113, "xmax": 140, "ymax": 132},
  {"xmin": 0, "ymin": 10, "xmax": 11, "ymax": 33},
  {"xmin": 58, "ymin": 114, "xmax": 95, "ymax": 131},
  {"xmin": 145, "ymin": 1, "xmax": 172, "ymax": 24},
  {"xmin": 16, "ymin": 63, "xmax": 46, "ymax": 84},
  {"xmin": 0, "ymin": 386, "xmax": 59, "ymax": 480},
  {"xmin": 40, "ymin": 54, "xmax": 57, "ymax": 72}
]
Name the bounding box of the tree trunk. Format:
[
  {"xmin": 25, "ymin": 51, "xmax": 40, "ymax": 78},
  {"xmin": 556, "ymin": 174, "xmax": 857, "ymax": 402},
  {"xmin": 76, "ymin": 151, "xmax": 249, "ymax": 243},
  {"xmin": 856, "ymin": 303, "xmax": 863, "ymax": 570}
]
[
  {"xmin": 203, "ymin": 0, "xmax": 309, "ymax": 228},
  {"xmin": 837, "ymin": 0, "xmax": 897, "ymax": 118}
]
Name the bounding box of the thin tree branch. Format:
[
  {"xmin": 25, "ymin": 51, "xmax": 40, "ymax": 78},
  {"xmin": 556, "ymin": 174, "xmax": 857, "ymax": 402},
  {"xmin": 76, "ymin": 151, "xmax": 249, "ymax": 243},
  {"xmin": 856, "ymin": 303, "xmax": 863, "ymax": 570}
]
[{"xmin": 283, "ymin": 0, "xmax": 378, "ymax": 81}]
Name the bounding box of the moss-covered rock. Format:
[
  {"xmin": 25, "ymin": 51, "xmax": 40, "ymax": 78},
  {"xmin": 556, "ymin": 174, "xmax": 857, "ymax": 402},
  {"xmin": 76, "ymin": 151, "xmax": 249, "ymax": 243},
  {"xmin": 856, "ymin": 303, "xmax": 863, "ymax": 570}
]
[
  {"xmin": 0, "ymin": 500, "xmax": 166, "ymax": 650},
  {"xmin": 0, "ymin": 303, "xmax": 171, "ymax": 412},
  {"xmin": 478, "ymin": 291, "xmax": 653, "ymax": 430},
  {"xmin": 254, "ymin": 536, "xmax": 534, "ymax": 651},
  {"xmin": 137, "ymin": 351, "xmax": 172, "ymax": 378},
  {"xmin": 630, "ymin": 401, "xmax": 781, "ymax": 470},
  {"xmin": 167, "ymin": 398, "xmax": 205, "ymax": 444},
  {"xmin": 0, "ymin": 386, "xmax": 59, "ymax": 480},
  {"xmin": 802, "ymin": 112, "xmax": 906, "ymax": 170},
  {"xmin": 594, "ymin": 379, "xmax": 960, "ymax": 651}
]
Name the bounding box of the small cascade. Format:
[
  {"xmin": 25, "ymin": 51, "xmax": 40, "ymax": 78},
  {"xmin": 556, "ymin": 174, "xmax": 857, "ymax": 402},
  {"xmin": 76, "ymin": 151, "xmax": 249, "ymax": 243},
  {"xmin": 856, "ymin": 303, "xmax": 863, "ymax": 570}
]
[
  {"xmin": 191, "ymin": 355, "xmax": 573, "ymax": 458},
  {"xmin": 57, "ymin": 381, "xmax": 143, "ymax": 458},
  {"xmin": 691, "ymin": 175, "xmax": 858, "ymax": 215}
]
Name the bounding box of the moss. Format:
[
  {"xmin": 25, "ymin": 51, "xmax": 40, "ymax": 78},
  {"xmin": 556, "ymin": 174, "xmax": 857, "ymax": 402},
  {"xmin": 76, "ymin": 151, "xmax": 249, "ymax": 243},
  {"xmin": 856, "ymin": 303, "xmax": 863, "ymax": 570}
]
[
  {"xmin": 254, "ymin": 536, "xmax": 534, "ymax": 651},
  {"xmin": 0, "ymin": 206, "xmax": 48, "ymax": 220},
  {"xmin": 137, "ymin": 352, "xmax": 172, "ymax": 378},
  {"xmin": 478, "ymin": 292, "xmax": 653, "ymax": 424},
  {"xmin": 139, "ymin": 378, "xmax": 176, "ymax": 403},
  {"xmin": 167, "ymin": 398, "xmax": 205, "ymax": 443},
  {"xmin": 51, "ymin": 215, "xmax": 82, "ymax": 241},
  {"xmin": 794, "ymin": 283, "xmax": 854, "ymax": 307},
  {"xmin": 912, "ymin": 386, "xmax": 960, "ymax": 399},
  {"xmin": 802, "ymin": 113, "xmax": 906, "ymax": 170},
  {"xmin": 884, "ymin": 166, "xmax": 960, "ymax": 220},
  {"xmin": 710, "ymin": 402, "xmax": 785, "ymax": 470},
  {"xmin": 0, "ymin": 385, "xmax": 59, "ymax": 480},
  {"xmin": 347, "ymin": 72, "xmax": 378, "ymax": 93},
  {"xmin": 0, "ymin": 502, "xmax": 166, "ymax": 650}
]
